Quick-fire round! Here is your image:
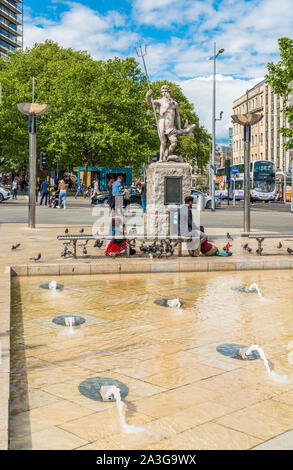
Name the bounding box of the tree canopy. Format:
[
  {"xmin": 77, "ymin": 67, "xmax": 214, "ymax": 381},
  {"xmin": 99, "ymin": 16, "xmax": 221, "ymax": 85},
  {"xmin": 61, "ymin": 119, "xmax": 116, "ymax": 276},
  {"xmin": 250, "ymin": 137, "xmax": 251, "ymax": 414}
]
[
  {"xmin": 0, "ymin": 41, "xmax": 210, "ymax": 174},
  {"xmin": 266, "ymin": 37, "xmax": 293, "ymax": 150}
]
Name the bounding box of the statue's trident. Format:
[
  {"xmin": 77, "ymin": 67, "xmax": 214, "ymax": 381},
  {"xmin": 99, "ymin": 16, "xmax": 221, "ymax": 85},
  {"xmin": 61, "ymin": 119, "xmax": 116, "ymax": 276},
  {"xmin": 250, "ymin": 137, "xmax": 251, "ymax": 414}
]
[{"xmin": 135, "ymin": 44, "xmax": 160, "ymax": 139}]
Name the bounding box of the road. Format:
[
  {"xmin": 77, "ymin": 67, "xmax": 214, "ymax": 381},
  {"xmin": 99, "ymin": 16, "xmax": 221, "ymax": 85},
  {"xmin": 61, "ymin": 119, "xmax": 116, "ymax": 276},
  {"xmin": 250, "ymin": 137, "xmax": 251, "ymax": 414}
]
[{"xmin": 1, "ymin": 198, "xmax": 293, "ymax": 232}]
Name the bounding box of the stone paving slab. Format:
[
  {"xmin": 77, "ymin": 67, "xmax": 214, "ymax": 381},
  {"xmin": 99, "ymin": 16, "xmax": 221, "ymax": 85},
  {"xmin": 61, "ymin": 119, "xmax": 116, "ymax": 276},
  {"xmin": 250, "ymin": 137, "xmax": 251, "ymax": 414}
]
[{"xmin": 252, "ymin": 430, "xmax": 293, "ymax": 450}]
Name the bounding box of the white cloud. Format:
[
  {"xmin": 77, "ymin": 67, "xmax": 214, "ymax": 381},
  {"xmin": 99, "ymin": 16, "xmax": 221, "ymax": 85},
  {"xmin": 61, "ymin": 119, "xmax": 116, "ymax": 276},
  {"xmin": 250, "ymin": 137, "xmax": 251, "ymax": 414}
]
[
  {"xmin": 23, "ymin": 0, "xmax": 293, "ymax": 143},
  {"xmin": 24, "ymin": 2, "xmax": 139, "ymax": 60},
  {"xmin": 179, "ymin": 75, "xmax": 262, "ymax": 140}
]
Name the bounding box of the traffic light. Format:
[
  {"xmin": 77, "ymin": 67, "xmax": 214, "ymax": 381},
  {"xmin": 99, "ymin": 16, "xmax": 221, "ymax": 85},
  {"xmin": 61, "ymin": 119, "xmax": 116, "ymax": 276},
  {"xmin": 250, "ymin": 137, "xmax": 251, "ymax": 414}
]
[
  {"xmin": 225, "ymin": 159, "xmax": 231, "ymax": 182},
  {"xmin": 152, "ymin": 152, "xmax": 159, "ymax": 162},
  {"xmin": 40, "ymin": 152, "xmax": 47, "ymax": 170}
]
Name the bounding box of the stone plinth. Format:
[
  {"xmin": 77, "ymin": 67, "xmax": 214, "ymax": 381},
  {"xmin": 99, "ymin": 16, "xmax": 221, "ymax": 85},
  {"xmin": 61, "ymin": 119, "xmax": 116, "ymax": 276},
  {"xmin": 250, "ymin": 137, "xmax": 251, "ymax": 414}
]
[{"xmin": 146, "ymin": 162, "xmax": 192, "ymax": 237}]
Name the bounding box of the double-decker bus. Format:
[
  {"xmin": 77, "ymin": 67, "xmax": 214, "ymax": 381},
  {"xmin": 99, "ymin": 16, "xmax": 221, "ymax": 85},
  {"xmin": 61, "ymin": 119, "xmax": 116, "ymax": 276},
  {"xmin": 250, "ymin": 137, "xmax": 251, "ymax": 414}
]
[{"xmin": 215, "ymin": 160, "xmax": 276, "ymax": 202}]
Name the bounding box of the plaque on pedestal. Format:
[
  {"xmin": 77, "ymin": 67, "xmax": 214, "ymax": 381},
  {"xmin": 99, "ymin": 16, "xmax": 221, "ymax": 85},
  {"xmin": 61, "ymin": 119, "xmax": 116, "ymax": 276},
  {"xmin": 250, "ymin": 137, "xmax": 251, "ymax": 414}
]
[{"xmin": 165, "ymin": 177, "xmax": 182, "ymax": 205}]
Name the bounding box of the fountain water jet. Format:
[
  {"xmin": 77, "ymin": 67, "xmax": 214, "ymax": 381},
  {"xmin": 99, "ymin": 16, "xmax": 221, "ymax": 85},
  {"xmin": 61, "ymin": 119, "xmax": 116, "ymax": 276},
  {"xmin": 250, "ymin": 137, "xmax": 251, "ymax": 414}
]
[
  {"xmin": 49, "ymin": 280, "xmax": 57, "ymax": 290},
  {"xmin": 100, "ymin": 385, "xmax": 145, "ymax": 434},
  {"xmin": 239, "ymin": 345, "xmax": 290, "ymax": 383},
  {"xmin": 247, "ymin": 283, "xmax": 263, "ymax": 298},
  {"xmin": 59, "ymin": 316, "xmax": 83, "ymax": 338}
]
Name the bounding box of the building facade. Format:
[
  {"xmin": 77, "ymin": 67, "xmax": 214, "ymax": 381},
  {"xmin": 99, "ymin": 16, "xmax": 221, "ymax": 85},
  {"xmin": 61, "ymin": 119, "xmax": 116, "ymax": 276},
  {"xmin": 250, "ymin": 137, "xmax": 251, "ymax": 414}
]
[
  {"xmin": 215, "ymin": 144, "xmax": 232, "ymax": 169},
  {"xmin": 0, "ymin": 0, "xmax": 23, "ymax": 59},
  {"xmin": 232, "ymin": 79, "xmax": 293, "ymax": 173},
  {"xmin": 228, "ymin": 127, "xmax": 232, "ymax": 148}
]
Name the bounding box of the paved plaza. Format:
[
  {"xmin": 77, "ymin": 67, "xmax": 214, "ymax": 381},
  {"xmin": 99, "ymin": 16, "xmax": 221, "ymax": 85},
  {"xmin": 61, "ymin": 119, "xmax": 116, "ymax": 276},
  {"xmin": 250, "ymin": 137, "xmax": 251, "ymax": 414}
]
[{"xmin": 0, "ymin": 217, "xmax": 293, "ymax": 450}]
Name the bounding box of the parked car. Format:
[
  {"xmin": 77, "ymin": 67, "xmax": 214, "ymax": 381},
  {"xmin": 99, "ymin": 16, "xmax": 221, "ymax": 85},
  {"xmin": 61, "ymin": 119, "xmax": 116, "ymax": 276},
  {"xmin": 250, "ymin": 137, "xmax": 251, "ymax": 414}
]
[
  {"xmin": 93, "ymin": 187, "xmax": 142, "ymax": 206},
  {"xmin": 0, "ymin": 187, "xmax": 10, "ymax": 202},
  {"xmin": 191, "ymin": 189, "xmax": 221, "ymax": 209}
]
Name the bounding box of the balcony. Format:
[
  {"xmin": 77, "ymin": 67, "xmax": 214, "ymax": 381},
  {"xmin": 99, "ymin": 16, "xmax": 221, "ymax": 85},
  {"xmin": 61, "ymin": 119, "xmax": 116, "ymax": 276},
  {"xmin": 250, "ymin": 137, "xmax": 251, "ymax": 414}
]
[
  {"xmin": 250, "ymin": 104, "xmax": 263, "ymax": 113},
  {"xmin": 1, "ymin": 0, "xmax": 22, "ymax": 15},
  {"xmin": 0, "ymin": 16, "xmax": 20, "ymax": 35},
  {"xmin": 0, "ymin": 29, "xmax": 21, "ymax": 47},
  {"xmin": 0, "ymin": 5, "xmax": 22, "ymax": 25}
]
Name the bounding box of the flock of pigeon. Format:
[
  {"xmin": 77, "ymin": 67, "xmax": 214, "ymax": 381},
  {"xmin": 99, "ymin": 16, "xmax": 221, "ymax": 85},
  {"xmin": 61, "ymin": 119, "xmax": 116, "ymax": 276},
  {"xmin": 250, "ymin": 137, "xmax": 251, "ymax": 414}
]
[
  {"xmin": 139, "ymin": 239, "xmax": 179, "ymax": 259},
  {"xmin": 241, "ymin": 240, "xmax": 293, "ymax": 255},
  {"xmin": 10, "ymin": 229, "xmax": 293, "ymax": 260},
  {"xmin": 61, "ymin": 228, "xmax": 104, "ymax": 258}
]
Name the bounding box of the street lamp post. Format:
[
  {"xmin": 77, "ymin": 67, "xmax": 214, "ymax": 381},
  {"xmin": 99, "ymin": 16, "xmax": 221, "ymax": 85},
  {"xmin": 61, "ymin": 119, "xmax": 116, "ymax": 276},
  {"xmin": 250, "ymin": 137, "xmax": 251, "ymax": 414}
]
[
  {"xmin": 283, "ymin": 94, "xmax": 287, "ymax": 204},
  {"xmin": 231, "ymin": 91, "xmax": 263, "ymax": 232},
  {"xmin": 210, "ymin": 43, "xmax": 224, "ymax": 211},
  {"xmin": 17, "ymin": 86, "xmax": 50, "ymax": 228}
]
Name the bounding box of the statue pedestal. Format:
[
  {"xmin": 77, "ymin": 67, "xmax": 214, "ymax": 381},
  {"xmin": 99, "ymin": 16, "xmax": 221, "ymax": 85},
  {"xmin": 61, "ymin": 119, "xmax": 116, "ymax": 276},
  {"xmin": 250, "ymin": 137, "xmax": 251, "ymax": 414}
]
[{"xmin": 146, "ymin": 162, "xmax": 192, "ymax": 237}]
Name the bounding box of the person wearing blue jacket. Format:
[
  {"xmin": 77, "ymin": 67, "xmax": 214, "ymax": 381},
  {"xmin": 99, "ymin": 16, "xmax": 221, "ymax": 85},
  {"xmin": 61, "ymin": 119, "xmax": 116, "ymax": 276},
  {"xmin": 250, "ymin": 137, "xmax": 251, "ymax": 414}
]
[{"xmin": 40, "ymin": 180, "xmax": 49, "ymax": 206}]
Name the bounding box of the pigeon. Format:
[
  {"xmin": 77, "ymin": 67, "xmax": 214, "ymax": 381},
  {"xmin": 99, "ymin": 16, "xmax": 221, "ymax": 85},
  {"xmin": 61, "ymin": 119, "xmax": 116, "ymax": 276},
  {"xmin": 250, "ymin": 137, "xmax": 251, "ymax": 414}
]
[
  {"xmin": 242, "ymin": 243, "xmax": 248, "ymax": 250},
  {"xmin": 30, "ymin": 253, "xmax": 41, "ymax": 262},
  {"xmin": 79, "ymin": 240, "xmax": 89, "ymax": 247},
  {"xmin": 287, "ymin": 248, "xmax": 293, "ymax": 255},
  {"xmin": 65, "ymin": 228, "xmax": 69, "ymax": 234},
  {"xmin": 247, "ymin": 247, "xmax": 252, "ymax": 253},
  {"xmin": 94, "ymin": 239, "xmax": 103, "ymax": 248},
  {"xmin": 140, "ymin": 241, "xmax": 149, "ymax": 253},
  {"xmin": 227, "ymin": 232, "xmax": 234, "ymax": 241},
  {"xmin": 61, "ymin": 247, "xmax": 69, "ymax": 257},
  {"xmin": 277, "ymin": 242, "xmax": 282, "ymax": 249},
  {"xmin": 256, "ymin": 248, "xmax": 263, "ymax": 255},
  {"xmin": 11, "ymin": 243, "xmax": 21, "ymax": 250},
  {"xmin": 83, "ymin": 247, "xmax": 88, "ymax": 255},
  {"xmin": 80, "ymin": 228, "xmax": 84, "ymax": 234}
]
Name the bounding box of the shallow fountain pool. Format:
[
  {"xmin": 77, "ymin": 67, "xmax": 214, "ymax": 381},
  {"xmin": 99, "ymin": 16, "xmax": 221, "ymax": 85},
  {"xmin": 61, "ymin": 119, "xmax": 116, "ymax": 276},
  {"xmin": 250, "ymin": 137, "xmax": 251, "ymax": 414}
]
[{"xmin": 9, "ymin": 270, "xmax": 293, "ymax": 450}]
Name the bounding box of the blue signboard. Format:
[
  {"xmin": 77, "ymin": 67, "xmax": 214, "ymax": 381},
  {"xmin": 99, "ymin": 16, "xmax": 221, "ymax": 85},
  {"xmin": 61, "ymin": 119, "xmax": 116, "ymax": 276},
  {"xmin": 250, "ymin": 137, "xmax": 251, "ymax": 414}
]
[{"xmin": 232, "ymin": 167, "xmax": 238, "ymax": 174}]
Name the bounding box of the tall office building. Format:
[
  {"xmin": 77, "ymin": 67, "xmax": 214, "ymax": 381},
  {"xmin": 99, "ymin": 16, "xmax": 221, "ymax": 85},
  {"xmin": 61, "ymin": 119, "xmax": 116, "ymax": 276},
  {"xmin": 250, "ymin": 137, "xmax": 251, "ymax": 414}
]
[{"xmin": 0, "ymin": 0, "xmax": 23, "ymax": 59}]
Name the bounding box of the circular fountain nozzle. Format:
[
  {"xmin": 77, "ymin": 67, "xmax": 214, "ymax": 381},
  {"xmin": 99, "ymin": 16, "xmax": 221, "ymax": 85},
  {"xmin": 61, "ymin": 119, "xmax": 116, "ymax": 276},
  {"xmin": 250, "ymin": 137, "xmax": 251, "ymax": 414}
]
[
  {"xmin": 100, "ymin": 385, "xmax": 118, "ymax": 402},
  {"xmin": 237, "ymin": 347, "xmax": 251, "ymax": 360}
]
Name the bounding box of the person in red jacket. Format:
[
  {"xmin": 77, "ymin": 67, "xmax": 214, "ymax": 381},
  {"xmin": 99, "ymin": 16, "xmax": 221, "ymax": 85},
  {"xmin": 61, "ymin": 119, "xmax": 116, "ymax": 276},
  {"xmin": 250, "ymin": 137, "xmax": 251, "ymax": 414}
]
[{"xmin": 200, "ymin": 226, "xmax": 219, "ymax": 256}]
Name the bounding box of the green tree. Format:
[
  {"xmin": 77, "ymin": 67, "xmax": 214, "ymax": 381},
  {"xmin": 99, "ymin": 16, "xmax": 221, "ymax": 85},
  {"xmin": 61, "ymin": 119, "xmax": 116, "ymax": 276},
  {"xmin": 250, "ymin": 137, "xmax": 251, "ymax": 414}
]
[
  {"xmin": 0, "ymin": 41, "xmax": 210, "ymax": 175},
  {"xmin": 266, "ymin": 37, "xmax": 293, "ymax": 149}
]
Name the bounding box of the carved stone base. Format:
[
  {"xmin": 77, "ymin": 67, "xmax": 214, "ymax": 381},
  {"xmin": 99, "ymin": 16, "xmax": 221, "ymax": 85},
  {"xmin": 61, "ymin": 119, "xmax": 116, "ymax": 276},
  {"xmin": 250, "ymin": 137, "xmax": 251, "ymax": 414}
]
[
  {"xmin": 146, "ymin": 161, "xmax": 192, "ymax": 237},
  {"xmin": 166, "ymin": 154, "xmax": 183, "ymax": 163}
]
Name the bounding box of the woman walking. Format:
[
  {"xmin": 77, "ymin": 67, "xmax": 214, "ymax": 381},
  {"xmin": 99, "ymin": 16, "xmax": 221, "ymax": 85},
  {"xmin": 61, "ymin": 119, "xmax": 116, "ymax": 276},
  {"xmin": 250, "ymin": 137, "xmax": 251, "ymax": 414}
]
[
  {"xmin": 57, "ymin": 180, "xmax": 68, "ymax": 209},
  {"xmin": 12, "ymin": 178, "xmax": 18, "ymax": 200}
]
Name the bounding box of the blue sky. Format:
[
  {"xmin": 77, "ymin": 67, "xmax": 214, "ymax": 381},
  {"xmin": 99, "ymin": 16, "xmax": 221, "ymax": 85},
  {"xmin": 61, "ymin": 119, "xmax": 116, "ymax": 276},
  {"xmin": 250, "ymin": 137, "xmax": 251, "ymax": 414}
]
[{"xmin": 24, "ymin": 0, "xmax": 293, "ymax": 143}]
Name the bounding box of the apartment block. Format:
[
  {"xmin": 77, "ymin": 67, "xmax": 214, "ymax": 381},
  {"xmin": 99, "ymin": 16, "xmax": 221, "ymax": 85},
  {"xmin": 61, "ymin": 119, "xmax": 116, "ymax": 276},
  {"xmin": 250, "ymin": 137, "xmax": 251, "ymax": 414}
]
[
  {"xmin": 0, "ymin": 0, "xmax": 23, "ymax": 59},
  {"xmin": 232, "ymin": 79, "xmax": 293, "ymax": 172}
]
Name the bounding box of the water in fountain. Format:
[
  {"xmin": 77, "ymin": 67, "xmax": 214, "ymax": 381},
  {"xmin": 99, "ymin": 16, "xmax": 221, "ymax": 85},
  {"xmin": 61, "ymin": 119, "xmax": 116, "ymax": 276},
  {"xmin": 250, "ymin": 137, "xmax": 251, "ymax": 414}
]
[
  {"xmin": 107, "ymin": 386, "xmax": 145, "ymax": 434},
  {"xmin": 49, "ymin": 280, "xmax": 57, "ymax": 290},
  {"xmin": 247, "ymin": 283, "xmax": 263, "ymax": 298},
  {"xmin": 59, "ymin": 316, "xmax": 82, "ymax": 338},
  {"xmin": 167, "ymin": 298, "xmax": 183, "ymax": 314},
  {"xmin": 167, "ymin": 298, "xmax": 181, "ymax": 308},
  {"xmin": 245, "ymin": 344, "xmax": 290, "ymax": 383}
]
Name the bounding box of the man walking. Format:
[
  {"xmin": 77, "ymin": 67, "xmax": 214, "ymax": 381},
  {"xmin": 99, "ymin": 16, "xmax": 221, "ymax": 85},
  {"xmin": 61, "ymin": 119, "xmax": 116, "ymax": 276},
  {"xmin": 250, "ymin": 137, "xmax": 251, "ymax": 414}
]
[
  {"xmin": 40, "ymin": 179, "xmax": 49, "ymax": 206},
  {"xmin": 112, "ymin": 176, "xmax": 123, "ymax": 214},
  {"xmin": 138, "ymin": 178, "xmax": 147, "ymax": 214},
  {"xmin": 75, "ymin": 180, "xmax": 84, "ymax": 199}
]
